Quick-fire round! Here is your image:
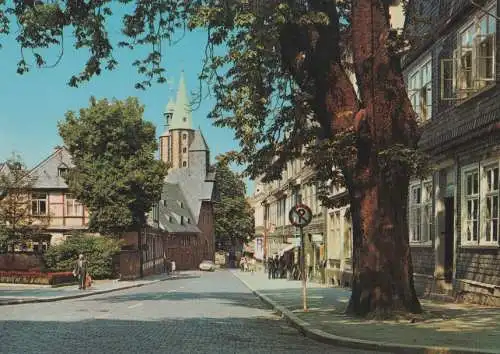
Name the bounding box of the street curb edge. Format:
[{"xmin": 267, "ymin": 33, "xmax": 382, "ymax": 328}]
[
  {"xmin": 0, "ymin": 276, "xmax": 172, "ymax": 306},
  {"xmin": 232, "ymin": 272, "xmax": 498, "ymax": 354}
]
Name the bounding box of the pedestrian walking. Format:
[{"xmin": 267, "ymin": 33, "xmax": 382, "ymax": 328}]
[
  {"xmin": 171, "ymin": 260, "xmax": 176, "ymax": 275},
  {"xmin": 72, "ymin": 254, "xmax": 88, "ymax": 290}
]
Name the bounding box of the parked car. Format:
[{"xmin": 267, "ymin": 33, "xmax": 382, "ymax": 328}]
[{"xmin": 199, "ymin": 260, "xmax": 216, "ymax": 272}]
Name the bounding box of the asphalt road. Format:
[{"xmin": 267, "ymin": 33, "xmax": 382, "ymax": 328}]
[{"xmin": 0, "ymin": 270, "xmax": 373, "ymax": 354}]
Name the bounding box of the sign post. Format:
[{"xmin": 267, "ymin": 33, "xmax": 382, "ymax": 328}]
[{"xmin": 288, "ymin": 204, "xmax": 313, "ymax": 312}]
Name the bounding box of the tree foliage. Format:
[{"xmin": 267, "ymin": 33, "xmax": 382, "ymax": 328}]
[
  {"xmin": 213, "ymin": 160, "xmax": 254, "ymax": 249},
  {"xmin": 58, "ymin": 97, "xmax": 168, "ymax": 236},
  {"xmin": 0, "ymin": 154, "xmax": 48, "ymax": 251}
]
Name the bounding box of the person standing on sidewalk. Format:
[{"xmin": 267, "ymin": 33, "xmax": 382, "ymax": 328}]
[
  {"xmin": 171, "ymin": 260, "xmax": 176, "ymax": 275},
  {"xmin": 73, "ymin": 254, "xmax": 88, "ymax": 290}
]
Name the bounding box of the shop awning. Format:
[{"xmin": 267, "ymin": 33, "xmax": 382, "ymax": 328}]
[{"xmin": 278, "ymin": 244, "xmax": 295, "ymax": 255}]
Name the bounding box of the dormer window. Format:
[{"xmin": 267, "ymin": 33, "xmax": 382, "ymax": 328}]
[{"xmin": 58, "ymin": 167, "xmax": 68, "ymax": 177}]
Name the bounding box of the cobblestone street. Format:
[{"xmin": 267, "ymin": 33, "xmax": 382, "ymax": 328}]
[{"xmin": 0, "ymin": 270, "xmax": 373, "ymax": 354}]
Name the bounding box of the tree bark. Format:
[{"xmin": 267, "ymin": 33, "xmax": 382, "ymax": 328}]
[
  {"xmin": 344, "ymin": 0, "xmax": 421, "ymax": 317},
  {"xmin": 280, "ymin": 0, "xmax": 422, "ymax": 317}
]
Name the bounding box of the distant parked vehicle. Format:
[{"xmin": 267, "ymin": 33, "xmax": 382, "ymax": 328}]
[{"xmin": 199, "ymin": 260, "xmax": 216, "ymax": 272}]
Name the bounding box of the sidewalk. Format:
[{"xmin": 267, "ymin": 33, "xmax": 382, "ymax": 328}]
[
  {"xmin": 233, "ymin": 270, "xmax": 500, "ymax": 354},
  {"xmin": 0, "ymin": 272, "xmax": 180, "ymax": 306}
]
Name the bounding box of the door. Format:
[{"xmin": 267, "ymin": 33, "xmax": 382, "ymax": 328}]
[{"xmin": 444, "ymin": 197, "xmax": 454, "ymax": 283}]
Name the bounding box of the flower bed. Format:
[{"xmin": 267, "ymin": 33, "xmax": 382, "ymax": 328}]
[{"xmin": 0, "ymin": 271, "xmax": 75, "ymax": 285}]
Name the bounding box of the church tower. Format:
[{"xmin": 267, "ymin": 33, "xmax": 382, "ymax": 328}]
[{"xmin": 159, "ymin": 71, "xmax": 195, "ymax": 170}]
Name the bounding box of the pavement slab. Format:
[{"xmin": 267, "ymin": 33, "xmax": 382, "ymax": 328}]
[
  {"xmin": 0, "ymin": 273, "xmax": 175, "ymax": 305},
  {"xmin": 233, "ymin": 270, "xmax": 500, "ymax": 353}
]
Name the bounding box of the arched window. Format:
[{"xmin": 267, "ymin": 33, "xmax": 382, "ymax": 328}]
[
  {"xmin": 182, "ymin": 147, "xmax": 187, "ymax": 153},
  {"xmin": 182, "ymin": 134, "xmax": 187, "ymax": 140},
  {"xmin": 182, "ymin": 161, "xmax": 187, "ymax": 167}
]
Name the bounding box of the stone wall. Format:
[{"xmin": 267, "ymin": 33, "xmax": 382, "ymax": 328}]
[
  {"xmin": 0, "ymin": 253, "xmax": 44, "ymax": 271},
  {"xmin": 118, "ymin": 250, "xmax": 140, "ymax": 280}
]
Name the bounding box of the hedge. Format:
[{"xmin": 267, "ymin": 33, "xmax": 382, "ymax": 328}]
[
  {"xmin": 43, "ymin": 233, "xmax": 122, "ymax": 279},
  {"xmin": 0, "ymin": 271, "xmax": 75, "ymax": 285}
]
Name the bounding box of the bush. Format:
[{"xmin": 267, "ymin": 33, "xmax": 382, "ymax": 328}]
[{"xmin": 43, "ymin": 233, "xmax": 122, "ymax": 279}]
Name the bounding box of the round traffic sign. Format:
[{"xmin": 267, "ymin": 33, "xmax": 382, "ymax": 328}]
[{"xmin": 289, "ymin": 204, "xmax": 312, "ymax": 227}]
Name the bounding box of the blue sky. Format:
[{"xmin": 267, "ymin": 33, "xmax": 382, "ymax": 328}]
[{"xmin": 0, "ymin": 19, "xmax": 254, "ymax": 194}]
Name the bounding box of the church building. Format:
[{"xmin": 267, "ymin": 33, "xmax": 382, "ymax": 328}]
[{"xmin": 156, "ymin": 71, "xmax": 216, "ymax": 270}]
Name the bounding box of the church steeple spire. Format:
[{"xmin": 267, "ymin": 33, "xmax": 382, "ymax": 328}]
[{"xmin": 169, "ymin": 71, "xmax": 193, "ymax": 130}]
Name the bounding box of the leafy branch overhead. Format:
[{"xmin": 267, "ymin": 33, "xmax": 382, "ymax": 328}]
[{"xmin": 0, "ymin": 0, "xmax": 190, "ymax": 89}]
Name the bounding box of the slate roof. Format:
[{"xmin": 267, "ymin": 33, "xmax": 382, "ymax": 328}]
[
  {"xmin": 153, "ymin": 183, "xmax": 201, "ymax": 233},
  {"xmin": 165, "ymin": 166, "xmax": 215, "ymax": 224},
  {"xmin": 189, "ymin": 130, "xmax": 209, "ymax": 152},
  {"xmin": 29, "ymin": 147, "xmax": 74, "ymax": 189}
]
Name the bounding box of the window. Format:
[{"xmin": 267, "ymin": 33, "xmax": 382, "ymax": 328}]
[
  {"xmin": 65, "ymin": 194, "xmax": 83, "ymax": 216},
  {"xmin": 31, "ymin": 193, "xmax": 47, "ymax": 216},
  {"xmin": 182, "ymin": 134, "xmax": 187, "ymax": 140},
  {"xmin": 409, "ymin": 180, "xmax": 433, "ymax": 243},
  {"xmin": 152, "ymin": 203, "xmax": 159, "ymax": 222},
  {"xmin": 182, "ymin": 147, "xmax": 187, "ymax": 153},
  {"xmin": 408, "ymin": 57, "xmax": 432, "ymax": 121},
  {"xmin": 441, "ymin": 3, "xmax": 496, "ymax": 101},
  {"xmin": 182, "ymin": 161, "xmax": 187, "ymax": 167},
  {"xmin": 464, "ymin": 168, "xmax": 480, "ymax": 242},
  {"xmin": 58, "ymin": 167, "xmax": 68, "ymax": 177},
  {"xmin": 483, "ymin": 164, "xmax": 499, "ymax": 243},
  {"xmin": 461, "ymin": 160, "xmax": 500, "ymax": 245}
]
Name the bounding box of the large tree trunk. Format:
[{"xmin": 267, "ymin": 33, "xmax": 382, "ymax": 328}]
[
  {"xmin": 343, "ymin": 0, "xmax": 421, "ymax": 317},
  {"xmin": 279, "ymin": 0, "xmax": 422, "ymax": 317}
]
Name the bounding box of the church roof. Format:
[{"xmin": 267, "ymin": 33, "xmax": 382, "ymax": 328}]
[
  {"xmin": 189, "ymin": 130, "xmax": 208, "ymax": 152},
  {"xmin": 153, "ymin": 183, "xmax": 201, "ymax": 234},
  {"xmin": 164, "ymin": 98, "xmax": 175, "ymax": 114},
  {"xmin": 169, "ymin": 71, "xmax": 193, "ymax": 131},
  {"xmin": 165, "ymin": 167, "xmax": 215, "ymax": 224}
]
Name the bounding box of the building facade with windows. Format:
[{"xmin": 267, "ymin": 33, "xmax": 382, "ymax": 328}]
[
  {"xmin": 25, "ymin": 146, "xmax": 89, "ymax": 249},
  {"xmin": 248, "ymin": 159, "xmax": 327, "ymax": 280},
  {"xmin": 403, "ymin": 0, "xmax": 500, "ymax": 305}
]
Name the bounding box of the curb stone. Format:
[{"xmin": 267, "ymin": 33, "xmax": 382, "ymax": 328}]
[
  {"xmin": 232, "ymin": 272, "xmax": 499, "ymax": 354},
  {"xmin": 0, "ymin": 276, "xmax": 173, "ymax": 306}
]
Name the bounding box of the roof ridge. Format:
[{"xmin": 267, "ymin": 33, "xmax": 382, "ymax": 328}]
[{"xmin": 28, "ymin": 147, "xmax": 68, "ymax": 176}]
